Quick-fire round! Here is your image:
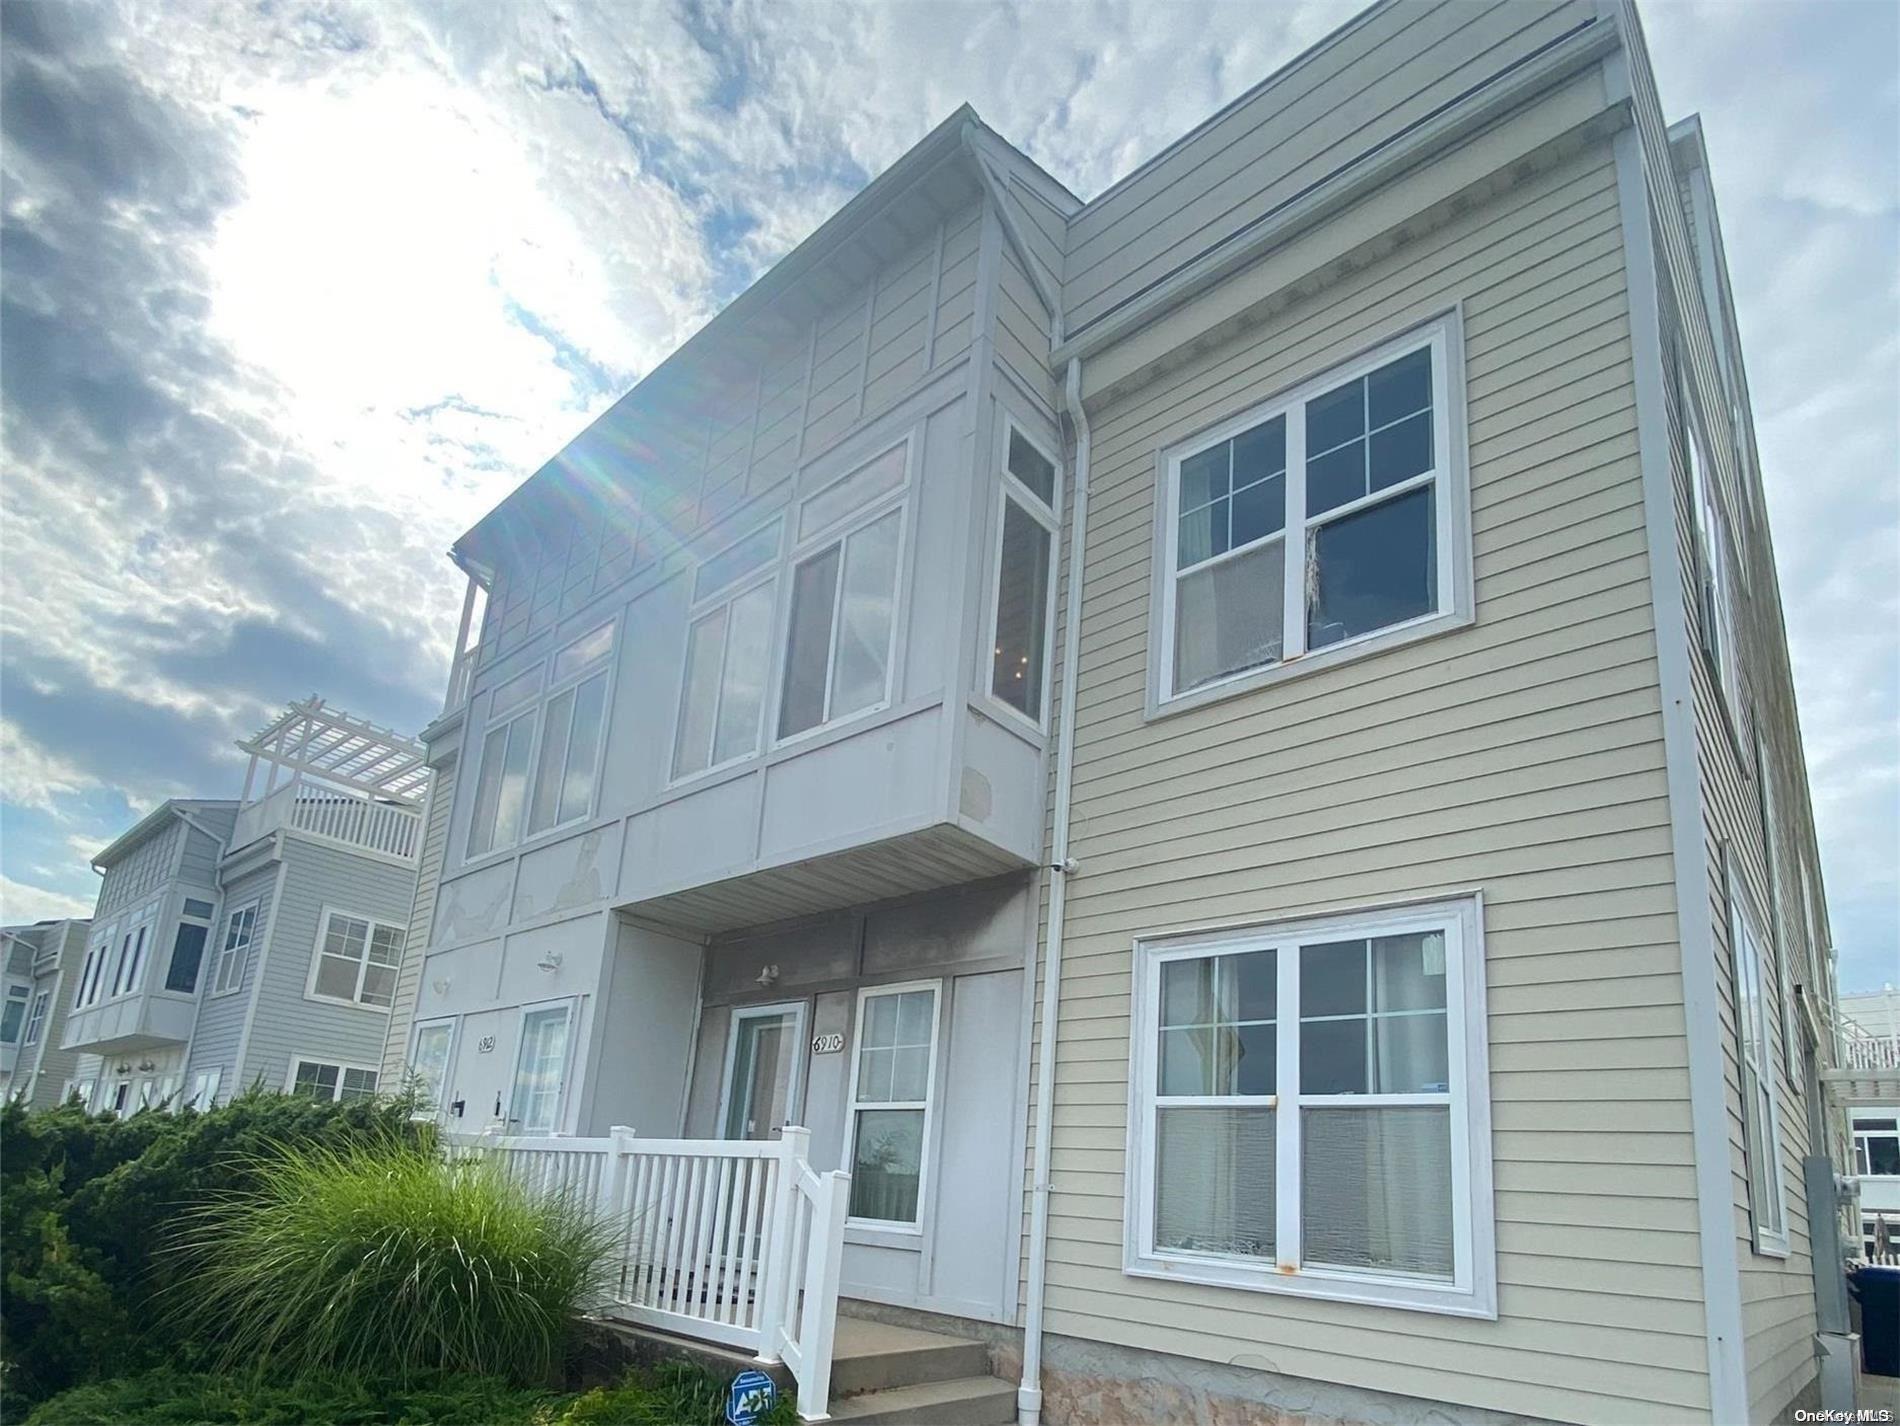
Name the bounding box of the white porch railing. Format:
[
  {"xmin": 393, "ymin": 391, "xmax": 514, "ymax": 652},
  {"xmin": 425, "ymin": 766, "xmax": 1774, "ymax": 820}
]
[
  {"xmin": 232, "ymin": 783, "xmax": 422, "ymax": 862},
  {"xmin": 445, "ymin": 1126, "xmax": 849, "ymax": 1422}
]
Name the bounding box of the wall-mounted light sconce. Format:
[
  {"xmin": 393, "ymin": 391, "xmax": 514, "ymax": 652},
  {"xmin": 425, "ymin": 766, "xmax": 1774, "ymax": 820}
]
[
  {"xmin": 136, "ymin": 1059, "xmax": 155, "ymax": 1073},
  {"xmin": 536, "ymin": 951, "xmax": 563, "ymax": 973},
  {"xmin": 755, "ymin": 963, "xmax": 779, "ymax": 988}
]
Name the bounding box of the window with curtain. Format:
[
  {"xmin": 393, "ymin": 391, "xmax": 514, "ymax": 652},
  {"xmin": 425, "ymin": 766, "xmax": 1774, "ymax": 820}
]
[
  {"xmin": 846, "ymin": 983, "xmax": 939, "ymax": 1226},
  {"xmin": 1130, "ymin": 899, "xmax": 1492, "ymax": 1315},
  {"xmin": 1158, "ymin": 319, "xmax": 1465, "ymax": 704}
]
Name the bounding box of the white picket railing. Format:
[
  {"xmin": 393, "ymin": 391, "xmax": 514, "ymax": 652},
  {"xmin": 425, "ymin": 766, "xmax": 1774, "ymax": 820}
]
[
  {"xmin": 445, "ymin": 1126, "xmax": 850, "ymax": 1421},
  {"xmin": 232, "ymin": 782, "xmax": 422, "ymax": 862}
]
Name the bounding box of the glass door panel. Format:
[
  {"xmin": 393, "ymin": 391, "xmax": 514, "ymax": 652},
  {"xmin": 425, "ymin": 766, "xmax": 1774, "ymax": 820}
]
[{"xmin": 724, "ymin": 1004, "xmax": 804, "ymax": 1141}]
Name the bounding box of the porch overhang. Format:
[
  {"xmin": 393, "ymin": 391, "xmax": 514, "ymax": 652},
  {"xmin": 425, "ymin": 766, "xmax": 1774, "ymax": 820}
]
[{"xmin": 617, "ymin": 823, "xmax": 1035, "ymax": 938}]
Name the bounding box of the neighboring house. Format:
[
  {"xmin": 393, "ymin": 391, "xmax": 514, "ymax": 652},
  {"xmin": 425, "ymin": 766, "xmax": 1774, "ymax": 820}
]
[
  {"xmin": 383, "ymin": 2, "xmax": 1872, "ymax": 1422},
  {"xmin": 61, "ymin": 700, "xmax": 426, "ymax": 1116},
  {"xmin": 1840, "ymin": 991, "xmax": 1900, "ymax": 1259},
  {"xmin": 1, "ymin": 918, "xmax": 91, "ymax": 1108}
]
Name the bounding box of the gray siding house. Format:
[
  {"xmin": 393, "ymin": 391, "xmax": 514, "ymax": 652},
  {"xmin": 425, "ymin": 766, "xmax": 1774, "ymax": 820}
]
[
  {"xmin": 384, "ymin": 2, "xmax": 1862, "ymax": 1422},
  {"xmin": 61, "ymin": 701, "xmax": 425, "ymax": 1114},
  {"xmin": 1, "ymin": 918, "xmax": 91, "ymax": 1109}
]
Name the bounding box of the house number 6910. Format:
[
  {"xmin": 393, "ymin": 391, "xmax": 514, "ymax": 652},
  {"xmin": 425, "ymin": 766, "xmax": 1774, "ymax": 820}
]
[{"xmin": 811, "ymin": 1033, "xmax": 844, "ymax": 1055}]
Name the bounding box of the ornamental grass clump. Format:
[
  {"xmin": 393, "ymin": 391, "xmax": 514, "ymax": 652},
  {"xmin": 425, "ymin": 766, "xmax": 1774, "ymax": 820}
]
[{"xmin": 173, "ymin": 1137, "xmax": 611, "ymax": 1385}]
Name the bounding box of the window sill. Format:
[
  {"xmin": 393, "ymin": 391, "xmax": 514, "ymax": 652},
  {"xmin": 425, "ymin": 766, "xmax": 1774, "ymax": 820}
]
[
  {"xmin": 845, "ymin": 1219, "xmax": 925, "ymax": 1245},
  {"xmin": 1750, "ymin": 1231, "xmax": 1791, "ymax": 1260},
  {"xmin": 1125, "ymin": 1252, "xmax": 1494, "ymax": 1319},
  {"xmin": 303, "ymin": 991, "xmax": 391, "ymax": 1014},
  {"xmin": 1148, "ymin": 607, "xmax": 1472, "ymax": 722}
]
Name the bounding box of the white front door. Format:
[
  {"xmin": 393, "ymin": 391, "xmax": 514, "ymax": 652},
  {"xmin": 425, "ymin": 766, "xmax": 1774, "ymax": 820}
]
[{"xmin": 722, "ymin": 1002, "xmax": 807, "ymax": 1140}]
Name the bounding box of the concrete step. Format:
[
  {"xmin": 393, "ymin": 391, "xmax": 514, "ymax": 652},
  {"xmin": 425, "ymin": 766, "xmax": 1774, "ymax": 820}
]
[
  {"xmin": 826, "ymin": 1375, "xmax": 1017, "ymax": 1425},
  {"xmin": 829, "ymin": 1318, "xmax": 993, "ymax": 1396}
]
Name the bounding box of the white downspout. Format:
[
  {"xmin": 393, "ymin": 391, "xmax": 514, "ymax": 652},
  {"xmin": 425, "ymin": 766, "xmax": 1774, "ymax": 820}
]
[{"xmin": 1018, "ymin": 357, "xmax": 1090, "ymax": 1426}]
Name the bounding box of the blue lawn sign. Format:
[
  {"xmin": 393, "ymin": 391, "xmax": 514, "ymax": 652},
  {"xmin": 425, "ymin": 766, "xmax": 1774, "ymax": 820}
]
[{"xmin": 726, "ymin": 1368, "xmax": 778, "ymax": 1425}]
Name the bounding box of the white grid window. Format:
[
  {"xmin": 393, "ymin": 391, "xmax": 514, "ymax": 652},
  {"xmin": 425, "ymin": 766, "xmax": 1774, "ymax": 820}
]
[
  {"xmin": 1728, "ymin": 850, "xmax": 1788, "ymax": 1254},
  {"xmin": 1129, "ymin": 898, "xmax": 1493, "ymax": 1316},
  {"xmin": 289, "ymin": 1058, "xmax": 379, "ymax": 1104},
  {"xmin": 22, "ymin": 990, "xmax": 51, "ymax": 1046},
  {"xmin": 845, "ymin": 982, "xmax": 940, "ymax": 1228},
  {"xmin": 988, "ymin": 422, "xmax": 1060, "ymax": 727},
  {"xmin": 211, "ymin": 903, "xmax": 260, "ymax": 996},
  {"xmin": 1158, "ymin": 319, "xmax": 1466, "ymax": 706},
  {"xmin": 307, "ymin": 910, "xmax": 403, "ymax": 1009},
  {"xmin": 509, "ymin": 1003, "xmax": 573, "ymax": 1134}
]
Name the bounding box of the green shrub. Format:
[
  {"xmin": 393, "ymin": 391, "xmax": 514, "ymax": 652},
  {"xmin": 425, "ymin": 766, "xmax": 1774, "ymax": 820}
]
[
  {"xmin": 1, "ymin": 1090, "xmax": 427, "ymax": 1412},
  {"xmin": 22, "ymin": 1366, "xmax": 554, "ymax": 1425},
  {"xmin": 174, "ymin": 1138, "xmax": 610, "ymax": 1384},
  {"xmin": 541, "ymin": 1361, "xmax": 798, "ymax": 1426}
]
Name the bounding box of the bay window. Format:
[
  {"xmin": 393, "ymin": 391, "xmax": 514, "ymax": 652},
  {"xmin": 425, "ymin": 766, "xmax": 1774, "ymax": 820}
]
[
  {"xmin": 778, "ymin": 506, "xmax": 903, "ymax": 740},
  {"xmin": 1157, "ymin": 318, "xmax": 1467, "ymax": 707},
  {"xmin": 1129, "ymin": 897, "xmax": 1493, "ymax": 1316},
  {"xmin": 846, "ymin": 981, "xmax": 940, "ymax": 1228},
  {"xmin": 988, "ymin": 422, "xmax": 1059, "ymax": 726},
  {"xmin": 467, "ymin": 620, "xmax": 616, "ymax": 857},
  {"xmin": 674, "ymin": 521, "xmax": 780, "ymax": 780}
]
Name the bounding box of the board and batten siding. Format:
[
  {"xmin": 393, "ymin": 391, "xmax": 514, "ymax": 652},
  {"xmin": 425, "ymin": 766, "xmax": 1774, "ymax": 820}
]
[
  {"xmin": 382, "ymin": 757, "xmax": 457, "ymax": 1086},
  {"xmin": 238, "ymin": 837, "xmax": 417, "ymax": 1091},
  {"xmin": 1059, "ymin": 0, "xmax": 1602, "ymax": 337},
  {"xmin": 471, "ymin": 203, "xmax": 982, "ymax": 675},
  {"xmin": 1026, "ymin": 133, "xmax": 1711, "ymax": 1424}
]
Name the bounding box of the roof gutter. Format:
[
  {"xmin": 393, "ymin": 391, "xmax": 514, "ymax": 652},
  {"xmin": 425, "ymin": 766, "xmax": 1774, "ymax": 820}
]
[{"xmin": 1017, "ymin": 356, "xmax": 1090, "ymax": 1426}]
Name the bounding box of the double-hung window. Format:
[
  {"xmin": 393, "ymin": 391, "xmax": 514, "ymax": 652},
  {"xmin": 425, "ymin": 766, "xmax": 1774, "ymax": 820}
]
[
  {"xmin": 409, "ymin": 1018, "xmax": 457, "ymax": 1113},
  {"xmin": 778, "ymin": 443, "xmax": 908, "ymax": 741},
  {"xmin": 1856, "ymin": 1117, "xmax": 1900, "ymax": 1178},
  {"xmin": 1728, "ymin": 849, "xmax": 1788, "ymax": 1253},
  {"xmin": 1129, "ymin": 897, "xmax": 1493, "ymax": 1316},
  {"xmin": 290, "ymin": 1057, "xmax": 379, "ymax": 1103},
  {"xmin": 1, "ymin": 984, "xmax": 28, "ymax": 1043},
  {"xmin": 674, "ymin": 521, "xmax": 781, "ymax": 779},
  {"xmin": 468, "ymin": 622, "xmax": 616, "ymax": 856},
  {"xmin": 22, "ymin": 990, "xmax": 50, "ymax": 1046},
  {"xmin": 509, "ymin": 1002, "xmax": 574, "ymax": 1134},
  {"xmin": 988, "ymin": 422, "xmax": 1060, "ymax": 726},
  {"xmin": 307, "ymin": 909, "xmax": 403, "ymax": 1009},
  {"xmin": 1158, "ymin": 319, "xmax": 1465, "ymax": 705},
  {"xmin": 211, "ymin": 902, "xmax": 260, "ymax": 996},
  {"xmin": 845, "ymin": 982, "xmax": 940, "ymax": 1228}
]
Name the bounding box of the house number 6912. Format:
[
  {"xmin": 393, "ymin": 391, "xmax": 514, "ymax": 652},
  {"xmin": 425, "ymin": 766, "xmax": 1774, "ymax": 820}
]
[{"xmin": 477, "ymin": 1034, "xmax": 496, "ymax": 1053}]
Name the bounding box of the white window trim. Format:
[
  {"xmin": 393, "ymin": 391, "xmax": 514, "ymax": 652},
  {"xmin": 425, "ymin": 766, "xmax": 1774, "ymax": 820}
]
[
  {"xmin": 464, "ymin": 620, "xmax": 620, "ymax": 863},
  {"xmin": 795, "ymin": 434, "xmax": 913, "ymax": 547},
  {"xmin": 1149, "ymin": 313, "xmax": 1472, "ymax": 718},
  {"xmin": 981, "ymin": 414, "xmax": 1063, "ymax": 737},
  {"xmin": 1726, "ymin": 849, "xmax": 1790, "ymax": 1257},
  {"xmin": 771, "ymin": 483, "xmax": 913, "ymax": 752},
  {"xmin": 1124, "ymin": 894, "xmax": 1495, "ymax": 1318},
  {"xmin": 187, "ymin": 1067, "xmax": 222, "ymax": 1112},
  {"xmin": 22, "ymin": 989, "xmax": 51, "ymax": 1046},
  {"xmin": 285, "ymin": 1053, "xmax": 382, "ymax": 1103},
  {"xmin": 109, "ymin": 917, "xmax": 154, "ymax": 1000},
  {"xmin": 1, "ymin": 982, "xmax": 29, "ymax": 1045},
  {"xmin": 303, "ymin": 906, "xmax": 404, "ymax": 1011},
  {"xmin": 843, "ymin": 978, "xmax": 942, "ymax": 1234},
  {"xmin": 74, "ymin": 921, "xmax": 116, "ymax": 1010},
  {"xmin": 717, "ymin": 1000, "xmax": 810, "ymax": 1140},
  {"xmin": 407, "ymin": 1015, "xmax": 460, "ymax": 1117},
  {"xmin": 668, "ymin": 520, "xmax": 785, "ymax": 788},
  {"xmin": 210, "ymin": 901, "xmax": 261, "ymax": 998},
  {"xmin": 507, "ymin": 997, "xmax": 578, "ymax": 1135}
]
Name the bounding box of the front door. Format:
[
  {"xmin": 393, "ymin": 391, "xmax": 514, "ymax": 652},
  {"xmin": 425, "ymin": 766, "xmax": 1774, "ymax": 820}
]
[{"xmin": 722, "ymin": 1002, "xmax": 806, "ymax": 1140}]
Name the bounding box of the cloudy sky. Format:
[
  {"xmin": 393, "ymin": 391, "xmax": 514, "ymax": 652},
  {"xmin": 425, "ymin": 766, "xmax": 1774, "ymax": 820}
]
[{"xmin": 1, "ymin": 0, "xmax": 1894, "ymax": 992}]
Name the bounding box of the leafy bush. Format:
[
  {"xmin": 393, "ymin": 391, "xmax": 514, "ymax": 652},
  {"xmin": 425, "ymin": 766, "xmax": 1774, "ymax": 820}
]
[
  {"xmin": 174, "ymin": 1138, "xmax": 610, "ymax": 1384},
  {"xmin": 544, "ymin": 1361, "xmax": 798, "ymax": 1426},
  {"xmin": 22, "ymin": 1366, "xmax": 553, "ymax": 1425},
  {"xmin": 1, "ymin": 1091, "xmax": 427, "ymax": 1412}
]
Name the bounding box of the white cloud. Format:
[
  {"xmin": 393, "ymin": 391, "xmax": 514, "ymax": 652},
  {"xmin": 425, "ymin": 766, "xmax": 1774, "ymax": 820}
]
[{"xmin": 0, "ymin": 874, "xmax": 94, "ymax": 926}]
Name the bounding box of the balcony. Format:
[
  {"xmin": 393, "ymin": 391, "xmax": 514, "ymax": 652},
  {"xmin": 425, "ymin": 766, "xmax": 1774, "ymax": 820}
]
[
  {"xmin": 232, "ymin": 699, "xmax": 429, "ymax": 864},
  {"xmin": 61, "ymin": 989, "xmax": 195, "ymax": 1055}
]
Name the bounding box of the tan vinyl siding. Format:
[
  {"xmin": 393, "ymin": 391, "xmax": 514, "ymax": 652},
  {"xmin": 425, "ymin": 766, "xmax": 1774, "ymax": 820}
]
[
  {"xmin": 996, "ymin": 242, "xmax": 1056, "ymax": 412},
  {"xmin": 1028, "ymin": 133, "xmax": 1710, "ymax": 1424},
  {"xmin": 1061, "ymin": 0, "xmax": 1600, "ymax": 333},
  {"xmin": 382, "ymin": 758, "xmax": 456, "ymax": 1085}
]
